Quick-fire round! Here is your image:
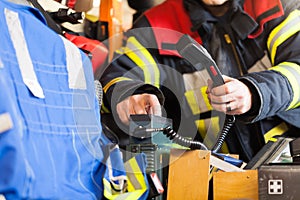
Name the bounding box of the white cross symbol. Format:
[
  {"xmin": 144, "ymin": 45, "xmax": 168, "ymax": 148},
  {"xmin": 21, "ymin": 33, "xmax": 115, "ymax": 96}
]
[{"xmin": 268, "ymin": 179, "xmax": 283, "ymax": 195}]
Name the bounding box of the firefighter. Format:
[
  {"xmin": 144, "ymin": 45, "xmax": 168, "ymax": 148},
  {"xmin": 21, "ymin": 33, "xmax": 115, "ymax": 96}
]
[{"xmin": 100, "ymin": 0, "xmax": 300, "ymax": 162}]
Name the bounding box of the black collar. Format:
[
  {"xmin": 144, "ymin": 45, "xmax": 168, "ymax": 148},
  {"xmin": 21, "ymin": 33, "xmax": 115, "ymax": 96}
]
[{"xmin": 184, "ymin": 0, "xmax": 258, "ymax": 40}]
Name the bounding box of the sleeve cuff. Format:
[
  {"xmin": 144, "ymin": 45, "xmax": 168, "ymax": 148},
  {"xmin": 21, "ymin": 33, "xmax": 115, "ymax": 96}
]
[{"xmin": 236, "ymin": 77, "xmax": 261, "ymax": 122}]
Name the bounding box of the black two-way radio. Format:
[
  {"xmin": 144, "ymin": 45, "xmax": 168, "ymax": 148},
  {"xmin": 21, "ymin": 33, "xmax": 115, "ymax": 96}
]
[
  {"xmin": 175, "ymin": 34, "xmax": 235, "ymax": 153},
  {"xmin": 176, "ymin": 34, "xmax": 224, "ymax": 87}
]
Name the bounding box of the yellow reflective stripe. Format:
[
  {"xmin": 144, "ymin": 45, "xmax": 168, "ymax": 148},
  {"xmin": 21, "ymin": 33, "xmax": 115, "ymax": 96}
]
[
  {"xmin": 270, "ymin": 62, "xmax": 300, "ymax": 109},
  {"xmin": 220, "ymin": 144, "xmax": 229, "ymax": 153},
  {"xmin": 126, "ymin": 157, "xmax": 146, "ymax": 190},
  {"xmin": 201, "ymin": 86, "xmax": 213, "ymax": 110},
  {"xmin": 264, "ymin": 122, "xmax": 289, "ymax": 142},
  {"xmin": 115, "ymin": 47, "xmax": 126, "ymax": 54},
  {"xmin": 104, "ymin": 182, "xmax": 145, "ymax": 200},
  {"xmin": 210, "ymin": 117, "xmax": 220, "ymax": 137},
  {"xmin": 209, "ymin": 116, "xmax": 229, "ymax": 153},
  {"xmin": 268, "ymin": 10, "xmax": 300, "ymax": 64},
  {"xmin": 197, "ymin": 118, "xmax": 215, "ymax": 147},
  {"xmin": 103, "ymin": 77, "xmax": 132, "ymax": 93},
  {"xmin": 195, "ymin": 119, "xmax": 206, "ymax": 141},
  {"xmin": 123, "ymin": 157, "xmax": 147, "ymax": 199},
  {"xmin": 101, "ymin": 104, "xmax": 110, "ymax": 113},
  {"xmin": 184, "ymin": 87, "xmax": 213, "ymax": 115},
  {"xmin": 104, "ymin": 179, "xmax": 140, "ymax": 200},
  {"xmin": 104, "ymin": 156, "xmax": 147, "ymax": 200},
  {"xmin": 103, "ymin": 178, "xmax": 115, "ymax": 198},
  {"xmin": 124, "ymin": 37, "xmax": 160, "ymax": 88},
  {"xmin": 185, "ymin": 90, "xmax": 201, "ymax": 115},
  {"xmin": 209, "ymin": 117, "xmax": 220, "ymax": 149},
  {"xmin": 129, "ymin": 37, "xmax": 160, "ymax": 88},
  {"xmin": 220, "ymin": 140, "xmax": 229, "ymax": 154},
  {"xmin": 123, "ymin": 46, "xmax": 152, "ymax": 84},
  {"xmin": 115, "ymin": 193, "xmax": 136, "ymax": 200},
  {"xmin": 114, "ymin": 191, "xmax": 141, "ymax": 200},
  {"xmin": 196, "ymin": 117, "xmax": 229, "ymax": 152},
  {"xmin": 103, "ymin": 178, "xmax": 126, "ymax": 199}
]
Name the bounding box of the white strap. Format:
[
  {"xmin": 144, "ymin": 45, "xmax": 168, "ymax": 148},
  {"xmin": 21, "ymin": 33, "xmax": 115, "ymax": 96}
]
[
  {"xmin": 60, "ymin": 36, "xmax": 87, "ymax": 90},
  {"xmin": 5, "ymin": 8, "xmax": 45, "ymax": 98}
]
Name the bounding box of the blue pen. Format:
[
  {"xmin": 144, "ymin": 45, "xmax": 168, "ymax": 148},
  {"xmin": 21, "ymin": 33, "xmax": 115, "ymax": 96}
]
[{"xmin": 212, "ymin": 152, "xmax": 244, "ymax": 168}]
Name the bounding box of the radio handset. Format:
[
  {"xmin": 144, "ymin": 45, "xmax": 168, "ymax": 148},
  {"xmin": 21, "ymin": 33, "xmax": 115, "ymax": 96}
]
[{"xmin": 176, "ymin": 34, "xmax": 235, "ymax": 153}]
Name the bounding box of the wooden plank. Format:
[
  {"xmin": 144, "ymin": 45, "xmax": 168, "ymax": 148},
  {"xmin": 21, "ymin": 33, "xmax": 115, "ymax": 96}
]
[
  {"xmin": 167, "ymin": 149, "xmax": 210, "ymax": 200},
  {"xmin": 213, "ymin": 170, "xmax": 258, "ymax": 200}
]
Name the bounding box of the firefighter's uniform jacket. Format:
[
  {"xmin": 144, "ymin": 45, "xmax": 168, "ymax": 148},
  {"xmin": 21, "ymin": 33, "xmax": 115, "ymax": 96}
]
[{"xmin": 101, "ymin": 0, "xmax": 300, "ymax": 161}]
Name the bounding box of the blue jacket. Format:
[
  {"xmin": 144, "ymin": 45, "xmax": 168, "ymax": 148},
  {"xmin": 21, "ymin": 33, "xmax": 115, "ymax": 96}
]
[{"xmin": 0, "ymin": 1, "xmax": 114, "ymax": 199}]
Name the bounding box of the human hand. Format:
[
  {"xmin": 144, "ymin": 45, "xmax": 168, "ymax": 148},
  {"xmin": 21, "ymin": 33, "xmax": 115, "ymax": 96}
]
[
  {"xmin": 116, "ymin": 93, "xmax": 162, "ymax": 125},
  {"xmin": 206, "ymin": 75, "xmax": 252, "ymax": 115}
]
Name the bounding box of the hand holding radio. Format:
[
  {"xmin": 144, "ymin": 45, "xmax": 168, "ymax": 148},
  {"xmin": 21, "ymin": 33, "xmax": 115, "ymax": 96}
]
[
  {"xmin": 116, "ymin": 94, "xmax": 162, "ymax": 125},
  {"xmin": 176, "ymin": 34, "xmax": 252, "ymax": 115},
  {"xmin": 206, "ymin": 75, "xmax": 252, "ymax": 115}
]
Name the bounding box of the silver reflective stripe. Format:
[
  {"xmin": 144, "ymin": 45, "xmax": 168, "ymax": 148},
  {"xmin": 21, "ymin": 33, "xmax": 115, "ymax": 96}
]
[
  {"xmin": 124, "ymin": 161, "xmax": 142, "ymax": 190},
  {"xmin": 270, "ymin": 62, "xmax": 300, "ymax": 109},
  {"xmin": 115, "ymin": 193, "xmax": 132, "ymax": 200},
  {"xmin": 60, "ymin": 36, "xmax": 87, "ymax": 90},
  {"xmin": 268, "ymin": 12, "xmax": 300, "ymax": 60},
  {"xmin": 183, "ymin": 70, "xmax": 211, "ymax": 113},
  {"xmin": 268, "ymin": 10, "xmax": 300, "ymax": 64},
  {"xmin": 5, "ymin": 8, "xmax": 45, "ymax": 98}
]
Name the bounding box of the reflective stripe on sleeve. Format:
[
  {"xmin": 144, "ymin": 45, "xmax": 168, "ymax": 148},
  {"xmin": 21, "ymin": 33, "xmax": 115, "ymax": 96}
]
[
  {"xmin": 268, "ymin": 10, "xmax": 300, "ymax": 65},
  {"xmin": 123, "ymin": 37, "xmax": 160, "ymax": 88},
  {"xmin": 101, "ymin": 77, "xmax": 133, "ymax": 113},
  {"xmin": 103, "ymin": 77, "xmax": 133, "ymax": 93},
  {"xmin": 269, "ymin": 62, "xmax": 300, "ymax": 110}
]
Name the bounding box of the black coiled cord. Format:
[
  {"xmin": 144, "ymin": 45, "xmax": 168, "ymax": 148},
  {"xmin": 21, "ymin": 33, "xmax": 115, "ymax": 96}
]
[
  {"xmin": 211, "ymin": 115, "xmax": 235, "ymax": 153},
  {"xmin": 163, "ymin": 126, "xmax": 208, "ymax": 150},
  {"xmin": 162, "ymin": 115, "xmax": 235, "ymax": 152}
]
